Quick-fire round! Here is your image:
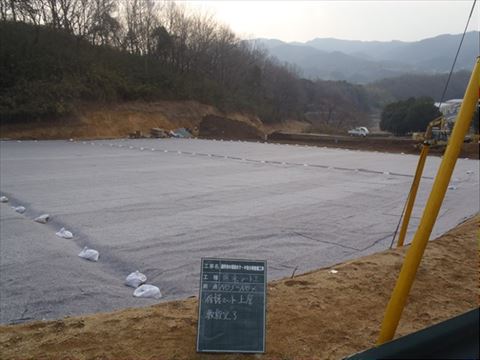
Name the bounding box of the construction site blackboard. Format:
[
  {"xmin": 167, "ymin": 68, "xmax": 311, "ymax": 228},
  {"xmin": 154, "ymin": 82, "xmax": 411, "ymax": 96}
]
[{"xmin": 196, "ymin": 258, "xmax": 267, "ymax": 353}]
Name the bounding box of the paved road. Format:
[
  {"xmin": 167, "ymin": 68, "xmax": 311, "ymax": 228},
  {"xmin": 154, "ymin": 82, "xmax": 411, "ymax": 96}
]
[{"xmin": 1, "ymin": 139, "xmax": 478, "ymax": 324}]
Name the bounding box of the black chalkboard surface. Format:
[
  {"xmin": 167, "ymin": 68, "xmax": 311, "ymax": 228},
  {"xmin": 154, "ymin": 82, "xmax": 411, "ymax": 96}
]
[{"xmin": 196, "ymin": 258, "xmax": 267, "ymax": 353}]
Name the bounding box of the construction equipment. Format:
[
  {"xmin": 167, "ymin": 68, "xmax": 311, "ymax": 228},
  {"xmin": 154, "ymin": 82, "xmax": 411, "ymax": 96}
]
[
  {"xmin": 412, "ymin": 116, "xmax": 449, "ymax": 147},
  {"xmin": 377, "ymin": 56, "xmax": 480, "ymax": 345}
]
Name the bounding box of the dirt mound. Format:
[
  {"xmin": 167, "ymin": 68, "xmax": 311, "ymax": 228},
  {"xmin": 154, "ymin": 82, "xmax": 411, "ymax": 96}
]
[
  {"xmin": 0, "ymin": 101, "xmax": 265, "ymax": 140},
  {"xmin": 1, "ymin": 216, "xmax": 477, "ymax": 360},
  {"xmin": 199, "ymin": 114, "xmax": 265, "ymax": 140}
]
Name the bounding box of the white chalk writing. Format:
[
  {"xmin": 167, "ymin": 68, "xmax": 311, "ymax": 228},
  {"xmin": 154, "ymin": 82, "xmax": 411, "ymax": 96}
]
[
  {"xmin": 204, "ymin": 293, "xmax": 254, "ymax": 306},
  {"xmin": 205, "ymin": 309, "xmax": 238, "ymax": 321}
]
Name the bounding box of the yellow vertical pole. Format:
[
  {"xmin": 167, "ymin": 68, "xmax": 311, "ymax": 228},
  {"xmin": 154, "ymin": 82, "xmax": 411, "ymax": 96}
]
[
  {"xmin": 396, "ymin": 144, "xmax": 430, "ymax": 247},
  {"xmin": 377, "ymin": 57, "xmax": 480, "ymax": 345}
]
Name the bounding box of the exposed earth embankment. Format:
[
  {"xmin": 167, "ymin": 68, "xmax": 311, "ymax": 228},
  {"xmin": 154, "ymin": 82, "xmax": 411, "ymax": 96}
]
[
  {"xmin": 2, "ymin": 101, "xmax": 477, "ymax": 158},
  {"xmin": 0, "ymin": 216, "xmax": 478, "ymax": 360},
  {"xmin": 0, "ymin": 101, "xmax": 266, "ymax": 140}
]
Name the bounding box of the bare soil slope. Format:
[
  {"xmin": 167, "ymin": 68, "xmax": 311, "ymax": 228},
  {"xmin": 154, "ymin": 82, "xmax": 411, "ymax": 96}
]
[
  {"xmin": 0, "ymin": 101, "xmax": 264, "ymax": 140},
  {"xmin": 3, "ymin": 100, "xmax": 475, "ymax": 158},
  {"xmin": 1, "ymin": 216, "xmax": 478, "ymax": 360},
  {"xmin": 199, "ymin": 114, "xmax": 264, "ymax": 140}
]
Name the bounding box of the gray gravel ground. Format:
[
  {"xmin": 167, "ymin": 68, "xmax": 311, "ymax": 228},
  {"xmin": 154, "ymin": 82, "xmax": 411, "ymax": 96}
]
[{"xmin": 1, "ymin": 139, "xmax": 478, "ymax": 324}]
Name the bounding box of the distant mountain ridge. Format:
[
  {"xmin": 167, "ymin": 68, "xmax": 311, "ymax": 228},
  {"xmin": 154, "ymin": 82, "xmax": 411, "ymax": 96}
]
[{"xmin": 251, "ymin": 32, "xmax": 479, "ymax": 83}]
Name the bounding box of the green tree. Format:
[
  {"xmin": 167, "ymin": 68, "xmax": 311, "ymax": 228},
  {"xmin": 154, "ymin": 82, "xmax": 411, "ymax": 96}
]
[{"xmin": 380, "ymin": 97, "xmax": 441, "ymax": 135}]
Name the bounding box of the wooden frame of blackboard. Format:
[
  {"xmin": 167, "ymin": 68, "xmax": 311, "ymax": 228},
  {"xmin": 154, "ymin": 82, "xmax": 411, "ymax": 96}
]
[{"xmin": 196, "ymin": 257, "xmax": 267, "ymax": 353}]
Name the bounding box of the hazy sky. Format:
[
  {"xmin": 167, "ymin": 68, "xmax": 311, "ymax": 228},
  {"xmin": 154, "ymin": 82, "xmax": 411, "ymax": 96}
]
[{"xmin": 184, "ymin": 1, "xmax": 479, "ymax": 42}]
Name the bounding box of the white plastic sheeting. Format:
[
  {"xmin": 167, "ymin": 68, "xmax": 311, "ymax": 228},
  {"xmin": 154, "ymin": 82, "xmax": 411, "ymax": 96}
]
[
  {"xmin": 12, "ymin": 206, "xmax": 25, "ymax": 214},
  {"xmin": 78, "ymin": 246, "xmax": 99, "ymax": 262},
  {"xmin": 55, "ymin": 227, "xmax": 73, "ymax": 239},
  {"xmin": 133, "ymin": 284, "xmax": 162, "ymax": 299},
  {"xmin": 34, "ymin": 214, "xmax": 50, "ymax": 224},
  {"xmin": 0, "ymin": 139, "xmax": 478, "ymax": 323},
  {"xmin": 125, "ymin": 271, "xmax": 147, "ymax": 288}
]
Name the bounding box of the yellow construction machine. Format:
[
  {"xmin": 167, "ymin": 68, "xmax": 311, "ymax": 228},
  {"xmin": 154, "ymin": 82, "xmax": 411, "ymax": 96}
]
[{"xmin": 412, "ymin": 116, "xmax": 449, "ymax": 148}]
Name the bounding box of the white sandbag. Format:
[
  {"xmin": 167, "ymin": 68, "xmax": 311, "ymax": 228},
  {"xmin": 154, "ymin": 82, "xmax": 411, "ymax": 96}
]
[
  {"xmin": 125, "ymin": 271, "xmax": 147, "ymax": 288},
  {"xmin": 13, "ymin": 206, "xmax": 26, "ymax": 214},
  {"xmin": 0, "ymin": 196, "xmax": 8, "ymax": 203},
  {"xmin": 133, "ymin": 284, "xmax": 162, "ymax": 299},
  {"xmin": 78, "ymin": 246, "xmax": 99, "ymax": 262},
  {"xmin": 34, "ymin": 214, "xmax": 50, "ymax": 224},
  {"xmin": 56, "ymin": 227, "xmax": 73, "ymax": 239}
]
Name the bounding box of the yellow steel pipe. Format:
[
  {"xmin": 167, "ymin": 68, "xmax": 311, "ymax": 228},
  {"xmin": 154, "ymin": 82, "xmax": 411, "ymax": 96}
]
[
  {"xmin": 377, "ymin": 57, "xmax": 480, "ymax": 345},
  {"xmin": 396, "ymin": 144, "xmax": 430, "ymax": 248}
]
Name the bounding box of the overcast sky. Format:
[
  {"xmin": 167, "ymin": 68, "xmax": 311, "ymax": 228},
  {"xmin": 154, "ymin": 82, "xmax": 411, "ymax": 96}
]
[{"xmin": 184, "ymin": 1, "xmax": 479, "ymax": 42}]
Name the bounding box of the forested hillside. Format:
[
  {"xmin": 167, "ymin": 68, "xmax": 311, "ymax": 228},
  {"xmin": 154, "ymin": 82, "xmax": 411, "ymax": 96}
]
[
  {"xmin": 255, "ymin": 32, "xmax": 478, "ymax": 83},
  {"xmin": 367, "ymin": 71, "xmax": 470, "ymax": 105},
  {"xmin": 1, "ymin": 1, "xmax": 473, "ymax": 134},
  {"xmin": 0, "ymin": 1, "xmax": 370, "ymax": 130}
]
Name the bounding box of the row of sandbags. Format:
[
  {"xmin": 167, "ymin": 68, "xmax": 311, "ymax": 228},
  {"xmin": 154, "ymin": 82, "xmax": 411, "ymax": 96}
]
[{"xmin": 1, "ymin": 195, "xmax": 161, "ymax": 299}]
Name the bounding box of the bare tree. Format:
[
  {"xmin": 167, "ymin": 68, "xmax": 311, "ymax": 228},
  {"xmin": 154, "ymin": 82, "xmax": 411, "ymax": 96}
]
[{"xmin": 88, "ymin": 0, "xmax": 119, "ymax": 46}]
